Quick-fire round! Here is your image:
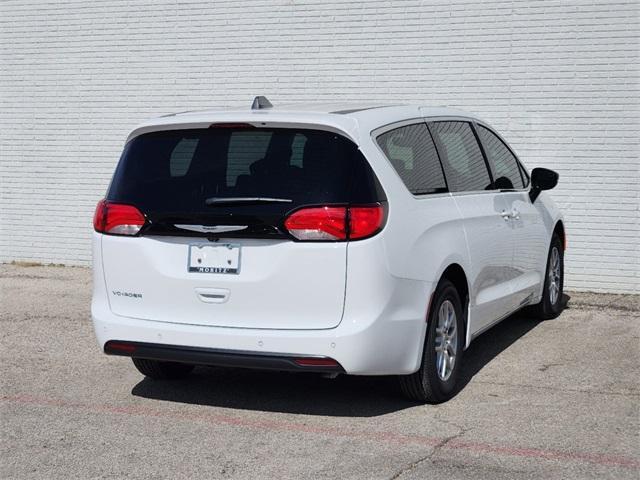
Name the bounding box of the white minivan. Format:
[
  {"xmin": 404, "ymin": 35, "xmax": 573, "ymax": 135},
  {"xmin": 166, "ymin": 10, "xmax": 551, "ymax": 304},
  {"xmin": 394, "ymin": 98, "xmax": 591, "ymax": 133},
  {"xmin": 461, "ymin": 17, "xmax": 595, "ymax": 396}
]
[{"xmin": 92, "ymin": 98, "xmax": 565, "ymax": 403}]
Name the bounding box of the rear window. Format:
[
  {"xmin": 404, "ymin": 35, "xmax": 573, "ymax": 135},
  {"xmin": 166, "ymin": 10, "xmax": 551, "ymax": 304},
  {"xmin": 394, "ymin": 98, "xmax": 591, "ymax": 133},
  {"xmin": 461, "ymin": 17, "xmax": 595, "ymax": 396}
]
[{"xmin": 107, "ymin": 128, "xmax": 384, "ymax": 236}]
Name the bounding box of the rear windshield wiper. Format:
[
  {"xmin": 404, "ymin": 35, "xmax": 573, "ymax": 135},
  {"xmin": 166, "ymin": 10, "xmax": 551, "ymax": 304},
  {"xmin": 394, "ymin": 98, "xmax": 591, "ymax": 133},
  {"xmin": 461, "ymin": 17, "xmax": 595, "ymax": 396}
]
[{"xmin": 205, "ymin": 197, "xmax": 293, "ymax": 206}]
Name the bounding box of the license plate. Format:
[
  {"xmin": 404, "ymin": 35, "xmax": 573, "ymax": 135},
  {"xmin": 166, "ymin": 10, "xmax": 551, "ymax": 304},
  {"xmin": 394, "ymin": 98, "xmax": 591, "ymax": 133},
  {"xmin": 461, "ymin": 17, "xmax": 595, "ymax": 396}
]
[{"xmin": 188, "ymin": 244, "xmax": 240, "ymax": 274}]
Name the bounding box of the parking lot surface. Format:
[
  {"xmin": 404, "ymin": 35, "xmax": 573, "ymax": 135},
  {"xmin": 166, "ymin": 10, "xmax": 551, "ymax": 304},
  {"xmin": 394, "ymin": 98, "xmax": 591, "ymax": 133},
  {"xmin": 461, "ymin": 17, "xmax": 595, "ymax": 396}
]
[{"xmin": 0, "ymin": 264, "xmax": 638, "ymax": 479}]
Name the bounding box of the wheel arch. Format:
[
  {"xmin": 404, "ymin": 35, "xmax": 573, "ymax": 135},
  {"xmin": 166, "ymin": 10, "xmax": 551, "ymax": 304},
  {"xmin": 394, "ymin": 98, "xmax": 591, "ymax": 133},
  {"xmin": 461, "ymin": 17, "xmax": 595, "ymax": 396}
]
[
  {"xmin": 553, "ymin": 220, "xmax": 566, "ymax": 251},
  {"xmin": 438, "ymin": 263, "xmax": 470, "ymax": 348}
]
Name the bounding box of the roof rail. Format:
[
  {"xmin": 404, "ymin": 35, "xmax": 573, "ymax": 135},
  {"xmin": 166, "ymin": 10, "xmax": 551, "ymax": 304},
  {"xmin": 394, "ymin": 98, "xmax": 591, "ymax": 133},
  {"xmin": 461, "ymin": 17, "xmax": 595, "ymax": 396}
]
[{"xmin": 251, "ymin": 96, "xmax": 273, "ymax": 110}]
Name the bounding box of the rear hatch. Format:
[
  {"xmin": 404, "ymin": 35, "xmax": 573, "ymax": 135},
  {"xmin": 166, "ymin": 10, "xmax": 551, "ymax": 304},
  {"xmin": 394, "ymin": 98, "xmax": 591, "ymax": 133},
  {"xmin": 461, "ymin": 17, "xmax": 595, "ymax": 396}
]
[{"xmin": 99, "ymin": 125, "xmax": 385, "ymax": 329}]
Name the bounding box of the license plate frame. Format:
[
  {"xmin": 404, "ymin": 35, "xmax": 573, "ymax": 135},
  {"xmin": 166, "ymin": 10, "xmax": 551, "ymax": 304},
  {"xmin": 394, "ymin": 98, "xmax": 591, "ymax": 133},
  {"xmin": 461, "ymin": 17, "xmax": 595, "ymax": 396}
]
[{"xmin": 188, "ymin": 243, "xmax": 241, "ymax": 274}]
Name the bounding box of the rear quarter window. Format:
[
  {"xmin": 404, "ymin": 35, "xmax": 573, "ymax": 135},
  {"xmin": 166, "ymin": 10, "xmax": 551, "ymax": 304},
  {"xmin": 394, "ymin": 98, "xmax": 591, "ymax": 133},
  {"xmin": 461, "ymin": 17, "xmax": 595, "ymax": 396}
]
[{"xmin": 376, "ymin": 123, "xmax": 447, "ymax": 195}]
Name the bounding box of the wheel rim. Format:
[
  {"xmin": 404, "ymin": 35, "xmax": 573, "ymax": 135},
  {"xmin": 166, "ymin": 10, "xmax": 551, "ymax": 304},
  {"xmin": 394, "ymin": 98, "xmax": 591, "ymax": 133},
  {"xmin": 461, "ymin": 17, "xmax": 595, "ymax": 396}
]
[
  {"xmin": 548, "ymin": 246, "xmax": 561, "ymax": 305},
  {"xmin": 435, "ymin": 300, "xmax": 457, "ymax": 381}
]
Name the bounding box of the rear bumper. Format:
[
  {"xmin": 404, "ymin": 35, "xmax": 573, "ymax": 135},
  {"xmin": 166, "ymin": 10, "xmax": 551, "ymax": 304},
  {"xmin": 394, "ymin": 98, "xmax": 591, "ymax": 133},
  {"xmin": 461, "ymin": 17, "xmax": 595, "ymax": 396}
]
[
  {"xmin": 105, "ymin": 340, "xmax": 345, "ymax": 373},
  {"xmin": 92, "ymin": 276, "xmax": 433, "ymax": 376},
  {"xmin": 92, "ymin": 232, "xmax": 434, "ymax": 375}
]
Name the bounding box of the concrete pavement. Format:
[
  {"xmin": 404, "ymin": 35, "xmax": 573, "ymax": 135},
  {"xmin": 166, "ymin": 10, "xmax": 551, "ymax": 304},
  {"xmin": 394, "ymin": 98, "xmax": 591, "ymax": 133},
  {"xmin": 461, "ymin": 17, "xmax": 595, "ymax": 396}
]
[{"xmin": 1, "ymin": 264, "xmax": 638, "ymax": 479}]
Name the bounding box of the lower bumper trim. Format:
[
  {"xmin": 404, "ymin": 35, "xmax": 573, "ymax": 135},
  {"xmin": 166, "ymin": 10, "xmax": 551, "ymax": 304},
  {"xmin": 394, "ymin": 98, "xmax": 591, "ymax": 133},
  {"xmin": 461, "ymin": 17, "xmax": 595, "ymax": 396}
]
[{"xmin": 104, "ymin": 340, "xmax": 345, "ymax": 373}]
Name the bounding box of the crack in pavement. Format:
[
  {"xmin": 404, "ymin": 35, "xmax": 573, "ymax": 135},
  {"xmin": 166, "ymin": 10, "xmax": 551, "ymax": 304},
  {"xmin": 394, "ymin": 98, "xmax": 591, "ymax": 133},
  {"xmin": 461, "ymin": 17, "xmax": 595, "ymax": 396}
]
[
  {"xmin": 388, "ymin": 426, "xmax": 470, "ymax": 479},
  {"xmin": 538, "ymin": 362, "xmax": 564, "ymax": 372},
  {"xmin": 474, "ymin": 380, "xmax": 639, "ymax": 398},
  {"xmin": 567, "ymin": 299, "xmax": 639, "ymax": 313},
  {"xmin": 3, "ymin": 394, "xmax": 639, "ymax": 470}
]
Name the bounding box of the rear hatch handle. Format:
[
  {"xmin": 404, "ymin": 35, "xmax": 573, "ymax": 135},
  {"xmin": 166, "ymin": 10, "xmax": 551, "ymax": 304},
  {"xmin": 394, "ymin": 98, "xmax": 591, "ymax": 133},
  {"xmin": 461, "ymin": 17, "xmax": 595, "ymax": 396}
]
[{"xmin": 195, "ymin": 288, "xmax": 230, "ymax": 304}]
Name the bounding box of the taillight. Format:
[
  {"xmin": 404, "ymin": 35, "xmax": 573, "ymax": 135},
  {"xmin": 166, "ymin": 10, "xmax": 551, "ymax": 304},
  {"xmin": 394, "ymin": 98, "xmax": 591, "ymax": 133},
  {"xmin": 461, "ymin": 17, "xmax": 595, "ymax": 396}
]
[
  {"xmin": 93, "ymin": 199, "xmax": 146, "ymax": 236},
  {"xmin": 284, "ymin": 206, "xmax": 347, "ymax": 241},
  {"xmin": 284, "ymin": 204, "xmax": 385, "ymax": 241},
  {"xmin": 349, "ymin": 206, "xmax": 385, "ymax": 239}
]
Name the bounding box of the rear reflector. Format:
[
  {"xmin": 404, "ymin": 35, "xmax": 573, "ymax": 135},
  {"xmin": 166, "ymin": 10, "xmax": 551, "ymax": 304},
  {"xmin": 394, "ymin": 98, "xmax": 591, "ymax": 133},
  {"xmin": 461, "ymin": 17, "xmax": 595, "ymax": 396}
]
[
  {"xmin": 284, "ymin": 204, "xmax": 385, "ymax": 241},
  {"xmin": 294, "ymin": 357, "xmax": 340, "ymax": 367},
  {"xmin": 93, "ymin": 200, "xmax": 146, "ymax": 236},
  {"xmin": 104, "ymin": 341, "xmax": 137, "ymax": 354}
]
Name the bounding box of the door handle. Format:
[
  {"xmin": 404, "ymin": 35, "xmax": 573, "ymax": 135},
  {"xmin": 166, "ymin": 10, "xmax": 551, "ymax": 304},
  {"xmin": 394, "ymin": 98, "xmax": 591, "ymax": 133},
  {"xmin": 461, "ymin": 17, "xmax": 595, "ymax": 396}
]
[{"xmin": 501, "ymin": 210, "xmax": 511, "ymax": 221}]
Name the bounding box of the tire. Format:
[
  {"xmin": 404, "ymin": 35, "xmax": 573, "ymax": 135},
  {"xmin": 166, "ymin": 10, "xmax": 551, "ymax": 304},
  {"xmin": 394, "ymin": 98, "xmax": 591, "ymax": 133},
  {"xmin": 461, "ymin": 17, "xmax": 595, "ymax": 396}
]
[
  {"xmin": 399, "ymin": 279, "xmax": 464, "ymax": 403},
  {"xmin": 529, "ymin": 234, "xmax": 564, "ymax": 320},
  {"xmin": 131, "ymin": 357, "xmax": 194, "ymax": 380}
]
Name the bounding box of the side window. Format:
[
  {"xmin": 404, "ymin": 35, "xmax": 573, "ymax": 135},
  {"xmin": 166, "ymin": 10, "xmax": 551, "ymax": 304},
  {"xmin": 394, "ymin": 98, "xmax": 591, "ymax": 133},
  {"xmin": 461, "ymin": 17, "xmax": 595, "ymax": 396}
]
[
  {"xmin": 477, "ymin": 125, "xmax": 524, "ymax": 189},
  {"xmin": 376, "ymin": 123, "xmax": 447, "ymax": 195},
  {"xmin": 518, "ymin": 162, "xmax": 530, "ymax": 188},
  {"xmin": 430, "ymin": 121, "xmax": 491, "ymax": 192},
  {"xmin": 169, "ymin": 138, "xmax": 198, "ymax": 177}
]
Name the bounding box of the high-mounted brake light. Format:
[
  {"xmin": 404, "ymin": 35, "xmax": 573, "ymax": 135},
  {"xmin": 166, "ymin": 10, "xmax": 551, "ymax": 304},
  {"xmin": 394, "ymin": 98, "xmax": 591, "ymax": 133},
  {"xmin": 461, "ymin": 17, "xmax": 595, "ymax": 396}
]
[
  {"xmin": 93, "ymin": 199, "xmax": 146, "ymax": 236},
  {"xmin": 284, "ymin": 204, "xmax": 385, "ymax": 241},
  {"xmin": 209, "ymin": 123, "xmax": 255, "ymax": 129}
]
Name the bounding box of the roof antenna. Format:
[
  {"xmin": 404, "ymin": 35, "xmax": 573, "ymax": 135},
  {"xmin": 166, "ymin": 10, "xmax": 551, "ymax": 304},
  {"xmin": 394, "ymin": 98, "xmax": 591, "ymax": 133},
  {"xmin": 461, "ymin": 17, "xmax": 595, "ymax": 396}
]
[{"xmin": 251, "ymin": 96, "xmax": 273, "ymax": 110}]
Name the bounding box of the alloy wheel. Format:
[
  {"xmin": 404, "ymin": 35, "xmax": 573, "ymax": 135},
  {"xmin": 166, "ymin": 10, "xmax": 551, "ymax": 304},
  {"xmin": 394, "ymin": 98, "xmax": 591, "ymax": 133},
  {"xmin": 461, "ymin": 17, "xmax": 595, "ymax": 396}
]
[
  {"xmin": 548, "ymin": 246, "xmax": 561, "ymax": 305},
  {"xmin": 434, "ymin": 300, "xmax": 458, "ymax": 381}
]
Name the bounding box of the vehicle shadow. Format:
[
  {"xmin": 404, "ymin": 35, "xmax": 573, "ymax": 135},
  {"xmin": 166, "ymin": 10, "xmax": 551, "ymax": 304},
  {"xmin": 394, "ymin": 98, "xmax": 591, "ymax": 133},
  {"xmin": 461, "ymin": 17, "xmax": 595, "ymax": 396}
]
[
  {"xmin": 456, "ymin": 293, "xmax": 571, "ymax": 395},
  {"xmin": 132, "ymin": 294, "xmax": 570, "ymax": 417}
]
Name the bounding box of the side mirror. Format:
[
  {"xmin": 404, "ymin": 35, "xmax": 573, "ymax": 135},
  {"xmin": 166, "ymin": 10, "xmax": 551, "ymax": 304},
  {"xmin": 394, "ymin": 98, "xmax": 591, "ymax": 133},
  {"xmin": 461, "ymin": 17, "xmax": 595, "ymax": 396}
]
[{"xmin": 529, "ymin": 167, "xmax": 558, "ymax": 202}]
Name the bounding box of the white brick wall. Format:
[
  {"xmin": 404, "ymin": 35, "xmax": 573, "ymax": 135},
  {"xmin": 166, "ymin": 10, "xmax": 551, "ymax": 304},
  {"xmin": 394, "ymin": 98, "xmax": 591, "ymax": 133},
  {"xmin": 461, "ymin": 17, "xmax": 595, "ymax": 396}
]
[{"xmin": 1, "ymin": 0, "xmax": 638, "ymax": 293}]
